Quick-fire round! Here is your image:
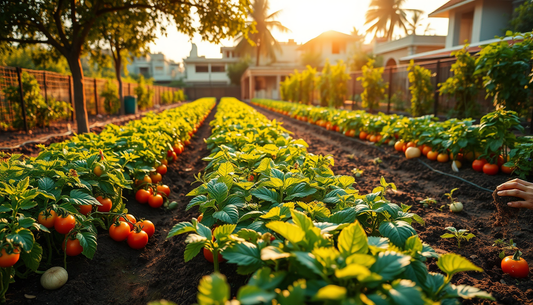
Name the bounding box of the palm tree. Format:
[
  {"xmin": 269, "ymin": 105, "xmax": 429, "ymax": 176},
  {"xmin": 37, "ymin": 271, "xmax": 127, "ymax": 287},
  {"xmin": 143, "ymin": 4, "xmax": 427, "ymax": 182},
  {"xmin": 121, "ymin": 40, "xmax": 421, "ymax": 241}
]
[
  {"xmin": 365, "ymin": 0, "xmax": 409, "ymax": 41},
  {"xmin": 235, "ymin": 0, "xmax": 290, "ymax": 66},
  {"xmin": 407, "ymin": 10, "xmax": 425, "ymax": 35}
]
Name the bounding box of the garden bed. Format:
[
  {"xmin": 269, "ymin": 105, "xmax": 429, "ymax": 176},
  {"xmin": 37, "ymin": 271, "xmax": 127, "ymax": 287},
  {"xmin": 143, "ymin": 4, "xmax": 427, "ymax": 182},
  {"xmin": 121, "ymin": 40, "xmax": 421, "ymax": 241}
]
[{"xmin": 252, "ymin": 104, "xmax": 533, "ymax": 305}]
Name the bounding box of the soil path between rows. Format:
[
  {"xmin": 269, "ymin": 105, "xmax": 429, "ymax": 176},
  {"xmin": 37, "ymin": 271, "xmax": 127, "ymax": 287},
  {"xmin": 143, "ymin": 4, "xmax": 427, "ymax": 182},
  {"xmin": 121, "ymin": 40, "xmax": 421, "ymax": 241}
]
[{"xmin": 251, "ymin": 104, "xmax": 533, "ymax": 305}]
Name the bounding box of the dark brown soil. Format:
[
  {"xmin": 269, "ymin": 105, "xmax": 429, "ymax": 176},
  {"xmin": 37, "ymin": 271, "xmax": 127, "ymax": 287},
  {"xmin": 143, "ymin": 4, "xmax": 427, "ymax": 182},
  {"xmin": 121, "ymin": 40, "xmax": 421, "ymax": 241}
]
[
  {"xmin": 7, "ymin": 104, "xmax": 248, "ymax": 305},
  {"xmin": 493, "ymin": 191, "xmax": 521, "ymax": 226},
  {"xmin": 251, "ymin": 105, "xmax": 533, "ymax": 305}
]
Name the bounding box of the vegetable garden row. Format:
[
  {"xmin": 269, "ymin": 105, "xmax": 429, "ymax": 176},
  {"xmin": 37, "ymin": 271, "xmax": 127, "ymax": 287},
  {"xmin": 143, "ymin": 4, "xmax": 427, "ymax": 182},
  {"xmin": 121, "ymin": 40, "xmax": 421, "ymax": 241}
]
[
  {"xmin": 167, "ymin": 98, "xmax": 495, "ymax": 304},
  {"xmin": 251, "ymin": 99, "xmax": 531, "ymax": 178},
  {"xmin": 0, "ymin": 98, "xmax": 215, "ymax": 302}
]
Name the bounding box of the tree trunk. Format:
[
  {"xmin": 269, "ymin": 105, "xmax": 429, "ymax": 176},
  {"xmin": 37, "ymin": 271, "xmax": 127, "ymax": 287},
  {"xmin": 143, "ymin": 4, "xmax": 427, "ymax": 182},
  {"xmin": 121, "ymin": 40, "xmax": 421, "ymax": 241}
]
[
  {"xmin": 114, "ymin": 50, "xmax": 125, "ymax": 115},
  {"xmin": 67, "ymin": 56, "xmax": 90, "ymax": 133},
  {"xmin": 256, "ymin": 41, "xmax": 261, "ymax": 66}
]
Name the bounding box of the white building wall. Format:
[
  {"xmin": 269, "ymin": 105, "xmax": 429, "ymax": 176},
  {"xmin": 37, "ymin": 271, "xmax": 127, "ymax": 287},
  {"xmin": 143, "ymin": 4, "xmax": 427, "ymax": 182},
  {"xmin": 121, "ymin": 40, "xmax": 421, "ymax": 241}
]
[{"xmin": 479, "ymin": 0, "xmax": 513, "ymax": 41}]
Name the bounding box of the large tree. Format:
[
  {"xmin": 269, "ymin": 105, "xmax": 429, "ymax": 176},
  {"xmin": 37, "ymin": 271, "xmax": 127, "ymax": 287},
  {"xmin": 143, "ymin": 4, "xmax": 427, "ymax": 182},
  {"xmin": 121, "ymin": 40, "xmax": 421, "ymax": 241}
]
[
  {"xmin": 235, "ymin": 0, "xmax": 289, "ymax": 66},
  {"xmin": 365, "ymin": 0, "xmax": 409, "ymax": 40},
  {"xmin": 0, "ymin": 1, "xmax": 251, "ymax": 133},
  {"xmin": 93, "ymin": 9, "xmax": 158, "ymax": 115}
]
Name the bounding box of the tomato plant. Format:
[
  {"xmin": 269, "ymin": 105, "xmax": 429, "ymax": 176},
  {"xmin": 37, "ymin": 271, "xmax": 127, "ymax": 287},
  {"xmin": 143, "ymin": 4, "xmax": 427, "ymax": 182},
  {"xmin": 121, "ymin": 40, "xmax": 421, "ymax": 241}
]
[
  {"xmin": 63, "ymin": 238, "xmax": 83, "ymax": 256},
  {"xmin": 135, "ymin": 189, "xmax": 151, "ymax": 204},
  {"xmin": 157, "ymin": 185, "xmax": 171, "ymax": 197},
  {"xmin": 148, "ymin": 194, "xmax": 164, "ymax": 208},
  {"xmin": 38, "ymin": 209, "xmax": 57, "ymax": 229},
  {"xmin": 137, "ymin": 220, "xmax": 155, "ymax": 237}
]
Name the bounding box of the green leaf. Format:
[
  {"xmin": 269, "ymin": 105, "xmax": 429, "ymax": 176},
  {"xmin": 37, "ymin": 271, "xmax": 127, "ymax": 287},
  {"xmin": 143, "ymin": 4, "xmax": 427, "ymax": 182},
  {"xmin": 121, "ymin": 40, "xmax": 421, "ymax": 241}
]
[
  {"xmin": 237, "ymin": 285, "xmax": 276, "ymax": 305},
  {"xmin": 329, "ymin": 207, "xmax": 356, "ymax": 224},
  {"xmin": 167, "ymin": 222, "xmax": 195, "ymax": 238},
  {"xmin": 338, "ymin": 176, "xmax": 355, "ymax": 188},
  {"xmin": 248, "ymin": 267, "xmax": 287, "ymax": 291},
  {"xmin": 223, "ymin": 242, "xmax": 263, "ymax": 273},
  {"xmin": 187, "ymin": 195, "xmax": 208, "ymax": 211},
  {"xmin": 440, "ymin": 233, "xmax": 456, "ymax": 239},
  {"xmin": 207, "ymin": 182, "xmax": 228, "ymax": 204},
  {"xmin": 217, "ymin": 162, "xmax": 235, "ymax": 176},
  {"xmin": 338, "ymin": 222, "xmax": 368, "ymax": 257},
  {"xmin": 403, "ymin": 259, "xmax": 428, "ymax": 287},
  {"xmin": 437, "ymin": 253, "xmax": 483, "ymax": 277},
  {"xmin": 184, "ymin": 241, "xmax": 206, "ymax": 262},
  {"xmin": 197, "ymin": 272, "xmax": 230, "ymax": 305},
  {"xmin": 251, "ymin": 187, "xmax": 280, "ymax": 204},
  {"xmin": 284, "ymin": 183, "xmax": 317, "ymax": 201},
  {"xmin": 277, "ymin": 279, "xmax": 306, "ymax": 305},
  {"xmin": 213, "ymin": 224, "xmax": 236, "ymax": 240},
  {"xmin": 291, "ymin": 210, "xmax": 314, "ymax": 232},
  {"xmin": 444, "ymin": 284, "xmax": 495, "ymax": 300},
  {"xmin": 265, "ymin": 221, "xmax": 305, "ymax": 244},
  {"xmin": 370, "ymin": 251, "xmax": 411, "ymax": 281},
  {"xmin": 379, "ymin": 221, "xmax": 416, "ymax": 247},
  {"xmin": 388, "ymin": 279, "xmax": 424, "ymax": 305},
  {"xmin": 212, "ymin": 204, "xmax": 239, "ymax": 224},
  {"xmin": 293, "ymin": 251, "xmax": 323, "ymax": 276},
  {"xmin": 335, "ymin": 264, "xmax": 372, "ymax": 280},
  {"xmin": 314, "ymin": 285, "xmax": 347, "ymax": 301},
  {"xmin": 7, "ymin": 228, "xmax": 34, "ymax": 252},
  {"xmin": 64, "ymin": 190, "xmax": 100, "ymax": 206},
  {"xmin": 76, "ymin": 231, "xmax": 97, "ymax": 259},
  {"xmin": 20, "ymin": 242, "xmax": 42, "ymax": 272},
  {"xmin": 260, "ymin": 246, "xmax": 291, "ymax": 261},
  {"xmin": 37, "ymin": 177, "xmax": 55, "ymax": 192}
]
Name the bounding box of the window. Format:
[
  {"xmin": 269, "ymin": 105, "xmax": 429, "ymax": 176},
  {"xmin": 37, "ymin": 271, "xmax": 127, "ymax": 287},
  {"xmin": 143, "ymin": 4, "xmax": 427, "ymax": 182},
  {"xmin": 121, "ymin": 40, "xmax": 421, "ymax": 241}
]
[
  {"xmin": 458, "ymin": 11, "xmax": 474, "ymax": 45},
  {"xmin": 195, "ymin": 65, "xmax": 209, "ymax": 73},
  {"xmin": 211, "ymin": 65, "xmax": 225, "ymax": 73},
  {"xmin": 332, "ymin": 41, "xmax": 340, "ymax": 54},
  {"xmin": 155, "ymin": 66, "xmax": 164, "ymax": 74},
  {"xmin": 139, "ymin": 67, "xmax": 149, "ymax": 76}
]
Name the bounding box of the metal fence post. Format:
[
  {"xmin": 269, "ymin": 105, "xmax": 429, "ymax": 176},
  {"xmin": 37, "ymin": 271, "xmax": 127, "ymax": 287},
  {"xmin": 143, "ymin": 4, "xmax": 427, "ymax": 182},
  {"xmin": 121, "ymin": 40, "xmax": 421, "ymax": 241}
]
[
  {"xmin": 351, "ymin": 74, "xmax": 356, "ymax": 110},
  {"xmin": 16, "ymin": 67, "xmax": 29, "ymax": 132},
  {"xmin": 387, "ymin": 67, "xmax": 393, "ymax": 114},
  {"xmin": 93, "ymin": 78, "xmax": 99, "ymax": 115},
  {"xmin": 433, "ymin": 60, "xmax": 441, "ymax": 117},
  {"xmin": 43, "ymin": 71, "xmax": 48, "ymax": 105}
]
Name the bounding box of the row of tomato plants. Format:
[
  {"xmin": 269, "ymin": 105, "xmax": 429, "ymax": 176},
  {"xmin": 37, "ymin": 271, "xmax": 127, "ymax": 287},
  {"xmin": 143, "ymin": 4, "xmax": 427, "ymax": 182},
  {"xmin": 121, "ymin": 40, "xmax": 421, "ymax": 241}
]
[
  {"xmin": 251, "ymin": 98, "xmax": 532, "ymax": 178},
  {"xmin": 166, "ymin": 97, "xmax": 494, "ymax": 305},
  {"xmin": 0, "ymin": 98, "xmax": 215, "ymax": 302}
]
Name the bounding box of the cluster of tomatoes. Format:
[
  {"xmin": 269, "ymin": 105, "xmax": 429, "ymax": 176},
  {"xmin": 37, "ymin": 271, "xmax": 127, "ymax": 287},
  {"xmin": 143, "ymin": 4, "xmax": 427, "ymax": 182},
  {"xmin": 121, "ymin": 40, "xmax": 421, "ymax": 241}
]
[
  {"xmin": 392, "ymin": 140, "xmax": 512, "ymax": 175},
  {"xmin": 108, "ymin": 215, "xmax": 155, "ymax": 250}
]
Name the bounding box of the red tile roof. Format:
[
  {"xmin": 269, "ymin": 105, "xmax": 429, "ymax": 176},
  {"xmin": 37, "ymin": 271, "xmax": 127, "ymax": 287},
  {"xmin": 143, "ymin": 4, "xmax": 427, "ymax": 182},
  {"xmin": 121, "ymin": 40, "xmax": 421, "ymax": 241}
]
[{"xmin": 429, "ymin": 0, "xmax": 470, "ymax": 16}]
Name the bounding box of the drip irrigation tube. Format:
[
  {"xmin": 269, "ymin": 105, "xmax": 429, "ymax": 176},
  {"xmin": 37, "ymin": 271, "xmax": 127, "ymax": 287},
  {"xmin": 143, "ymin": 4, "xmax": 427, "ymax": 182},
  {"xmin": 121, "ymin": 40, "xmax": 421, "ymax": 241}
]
[{"xmin": 252, "ymin": 103, "xmax": 495, "ymax": 194}]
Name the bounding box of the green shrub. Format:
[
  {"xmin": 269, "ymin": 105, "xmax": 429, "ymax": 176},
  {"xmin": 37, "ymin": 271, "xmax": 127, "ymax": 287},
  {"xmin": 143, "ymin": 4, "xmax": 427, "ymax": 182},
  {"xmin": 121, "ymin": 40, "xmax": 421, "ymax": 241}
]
[
  {"xmin": 439, "ymin": 45, "xmax": 482, "ymax": 118},
  {"xmin": 318, "ymin": 59, "xmax": 332, "ymax": 106},
  {"xmin": 407, "ymin": 60, "xmax": 433, "ymax": 117},
  {"xmin": 357, "ymin": 59, "xmax": 388, "ymax": 112},
  {"xmin": 475, "ymin": 31, "xmax": 533, "ymax": 115},
  {"xmin": 161, "ymin": 91, "xmax": 173, "ymax": 105},
  {"xmin": 100, "ymin": 80, "xmax": 120, "ymax": 115},
  {"xmin": 391, "ymin": 92, "xmax": 407, "ymax": 111},
  {"xmin": 134, "ymin": 75, "xmax": 154, "ymax": 110},
  {"xmin": 329, "ymin": 60, "xmax": 350, "ymax": 108},
  {"xmin": 173, "ymin": 89, "xmax": 185, "ymax": 102},
  {"xmin": 3, "ymin": 71, "xmax": 72, "ymax": 129}
]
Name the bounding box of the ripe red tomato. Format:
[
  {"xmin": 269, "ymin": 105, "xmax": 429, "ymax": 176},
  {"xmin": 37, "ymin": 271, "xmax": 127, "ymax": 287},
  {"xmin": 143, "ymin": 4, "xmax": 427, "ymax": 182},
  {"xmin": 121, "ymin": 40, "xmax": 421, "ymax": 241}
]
[
  {"xmin": 203, "ymin": 247, "xmax": 224, "ymax": 263},
  {"xmin": 63, "ymin": 238, "xmax": 83, "ymax": 256},
  {"xmin": 148, "ymin": 194, "xmax": 164, "ymax": 208},
  {"xmin": 136, "ymin": 189, "xmax": 151, "ymax": 204},
  {"xmin": 0, "ymin": 248, "xmax": 20, "ymax": 268},
  {"xmin": 150, "ymin": 172, "xmax": 162, "ymax": 184},
  {"xmin": 248, "ymin": 174, "xmax": 255, "ymax": 182},
  {"xmin": 501, "ymin": 256, "xmax": 529, "ymax": 278},
  {"xmin": 109, "ymin": 221, "xmax": 131, "ymax": 241},
  {"xmin": 137, "ymin": 220, "xmax": 155, "ymax": 237},
  {"xmin": 38, "ymin": 209, "xmax": 57, "ymax": 229},
  {"xmin": 156, "ymin": 164, "xmax": 168, "ymax": 175},
  {"xmin": 369, "ymin": 135, "xmax": 377, "ymax": 143},
  {"xmin": 157, "ymin": 185, "xmax": 171, "ymax": 197},
  {"xmin": 501, "ymin": 165, "xmax": 515, "ymax": 174},
  {"xmin": 482, "ymin": 163, "xmax": 499, "ymax": 175},
  {"xmin": 127, "ymin": 230, "xmax": 149, "ymax": 249},
  {"xmin": 78, "ymin": 205, "xmax": 93, "ymax": 215},
  {"xmin": 54, "ymin": 214, "xmax": 76, "ymax": 234},
  {"xmin": 472, "ymin": 159, "xmax": 487, "ymax": 172},
  {"xmin": 171, "ymin": 152, "xmax": 178, "ymax": 162},
  {"xmin": 97, "ymin": 197, "xmax": 112, "ymax": 212},
  {"xmin": 346, "ymin": 129, "xmax": 356, "ymax": 137}
]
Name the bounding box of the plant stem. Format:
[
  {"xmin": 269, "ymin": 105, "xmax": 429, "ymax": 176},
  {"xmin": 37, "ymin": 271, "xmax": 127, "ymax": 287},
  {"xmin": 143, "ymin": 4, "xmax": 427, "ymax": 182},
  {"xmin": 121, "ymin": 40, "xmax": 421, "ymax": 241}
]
[{"xmin": 213, "ymin": 249, "xmax": 220, "ymax": 273}]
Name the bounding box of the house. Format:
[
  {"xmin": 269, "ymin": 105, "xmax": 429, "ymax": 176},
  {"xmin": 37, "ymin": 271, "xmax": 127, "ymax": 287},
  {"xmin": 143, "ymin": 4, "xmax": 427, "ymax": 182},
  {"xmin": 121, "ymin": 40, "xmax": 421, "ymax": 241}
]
[
  {"xmin": 372, "ymin": 35, "xmax": 447, "ymax": 67},
  {"xmin": 183, "ymin": 44, "xmax": 239, "ymax": 86},
  {"xmin": 127, "ymin": 53, "xmax": 183, "ymax": 84},
  {"xmin": 401, "ymin": 0, "xmax": 524, "ymax": 62},
  {"xmin": 297, "ymin": 30, "xmax": 361, "ymax": 67}
]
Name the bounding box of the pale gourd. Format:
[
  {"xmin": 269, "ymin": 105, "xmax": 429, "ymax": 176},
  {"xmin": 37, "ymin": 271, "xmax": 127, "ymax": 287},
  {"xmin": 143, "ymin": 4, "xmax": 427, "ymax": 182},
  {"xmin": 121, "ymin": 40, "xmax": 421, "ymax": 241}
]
[{"xmin": 41, "ymin": 266, "xmax": 68, "ymax": 290}]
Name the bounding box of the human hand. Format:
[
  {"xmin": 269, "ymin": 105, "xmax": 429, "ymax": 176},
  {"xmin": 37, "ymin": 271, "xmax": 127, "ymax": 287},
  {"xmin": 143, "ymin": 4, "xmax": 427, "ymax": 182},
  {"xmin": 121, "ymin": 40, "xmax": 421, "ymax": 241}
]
[{"xmin": 496, "ymin": 179, "xmax": 533, "ymax": 210}]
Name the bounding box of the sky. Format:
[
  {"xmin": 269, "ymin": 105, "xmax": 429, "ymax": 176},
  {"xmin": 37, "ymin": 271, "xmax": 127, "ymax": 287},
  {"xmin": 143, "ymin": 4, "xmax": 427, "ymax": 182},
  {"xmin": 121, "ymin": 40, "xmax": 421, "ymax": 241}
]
[{"xmin": 149, "ymin": 0, "xmax": 451, "ymax": 63}]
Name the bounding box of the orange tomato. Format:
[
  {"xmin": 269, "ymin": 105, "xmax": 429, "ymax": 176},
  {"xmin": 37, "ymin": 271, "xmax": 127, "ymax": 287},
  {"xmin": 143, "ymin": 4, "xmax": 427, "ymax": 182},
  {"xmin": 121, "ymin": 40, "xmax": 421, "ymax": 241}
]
[
  {"xmin": 422, "ymin": 146, "xmax": 432, "ymax": 156},
  {"xmin": 359, "ymin": 131, "xmax": 368, "ymax": 141},
  {"xmin": 369, "ymin": 135, "xmax": 377, "ymax": 143},
  {"xmin": 427, "ymin": 151, "xmax": 439, "ymax": 161},
  {"xmin": 394, "ymin": 141, "xmax": 404, "ymax": 152},
  {"xmin": 437, "ymin": 153, "xmax": 449, "ymax": 163}
]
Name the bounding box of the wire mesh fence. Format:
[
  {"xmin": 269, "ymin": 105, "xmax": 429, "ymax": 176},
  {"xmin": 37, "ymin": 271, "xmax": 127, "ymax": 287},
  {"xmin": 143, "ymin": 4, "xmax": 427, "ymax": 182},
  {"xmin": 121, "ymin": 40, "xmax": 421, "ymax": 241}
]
[{"xmin": 0, "ymin": 66, "xmax": 182, "ymax": 133}]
